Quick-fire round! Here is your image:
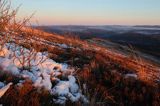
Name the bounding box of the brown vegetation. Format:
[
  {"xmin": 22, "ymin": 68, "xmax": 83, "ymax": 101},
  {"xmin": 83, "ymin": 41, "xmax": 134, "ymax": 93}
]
[
  {"xmin": 77, "ymin": 54, "xmax": 160, "ymax": 105},
  {"xmin": 0, "ymin": 0, "xmax": 160, "ymax": 105}
]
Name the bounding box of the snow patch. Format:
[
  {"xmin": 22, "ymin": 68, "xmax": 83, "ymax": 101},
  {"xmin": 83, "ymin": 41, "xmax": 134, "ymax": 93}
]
[
  {"xmin": 51, "ymin": 75, "xmax": 87, "ymax": 104},
  {"xmin": 0, "ymin": 43, "xmax": 87, "ymax": 104},
  {"xmin": 0, "ymin": 82, "xmax": 5, "ymax": 88},
  {"xmin": 0, "ymin": 82, "xmax": 12, "ymax": 98},
  {"xmin": 125, "ymin": 73, "xmax": 138, "ymax": 79}
]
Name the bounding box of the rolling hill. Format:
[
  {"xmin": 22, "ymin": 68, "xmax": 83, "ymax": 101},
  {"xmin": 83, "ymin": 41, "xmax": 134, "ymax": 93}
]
[{"xmin": 1, "ymin": 26, "xmax": 160, "ymax": 105}]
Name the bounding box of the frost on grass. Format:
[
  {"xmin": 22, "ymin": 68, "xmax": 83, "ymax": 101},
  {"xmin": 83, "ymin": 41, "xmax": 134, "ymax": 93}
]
[{"xmin": 0, "ymin": 43, "xmax": 88, "ymax": 104}]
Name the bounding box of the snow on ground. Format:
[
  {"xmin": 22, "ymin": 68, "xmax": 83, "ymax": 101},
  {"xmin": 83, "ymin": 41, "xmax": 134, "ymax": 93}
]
[
  {"xmin": 0, "ymin": 82, "xmax": 5, "ymax": 88},
  {"xmin": 0, "ymin": 82, "xmax": 12, "ymax": 98},
  {"xmin": 124, "ymin": 73, "xmax": 138, "ymax": 79},
  {"xmin": 51, "ymin": 75, "xmax": 81, "ymax": 104},
  {"xmin": 0, "ymin": 43, "xmax": 88, "ymax": 104},
  {"xmin": 34, "ymin": 37, "xmax": 72, "ymax": 49}
]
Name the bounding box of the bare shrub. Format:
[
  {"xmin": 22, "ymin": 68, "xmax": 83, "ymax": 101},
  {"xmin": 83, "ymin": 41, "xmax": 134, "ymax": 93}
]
[
  {"xmin": 11, "ymin": 29, "xmax": 48, "ymax": 70},
  {"xmin": 0, "ymin": 0, "xmax": 48, "ymax": 70},
  {"xmin": 0, "ymin": 0, "xmax": 15, "ymax": 55}
]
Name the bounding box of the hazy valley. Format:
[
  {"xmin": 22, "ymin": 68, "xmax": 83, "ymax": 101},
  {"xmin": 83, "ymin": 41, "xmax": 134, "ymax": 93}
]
[{"xmin": 36, "ymin": 25, "xmax": 160, "ymax": 65}]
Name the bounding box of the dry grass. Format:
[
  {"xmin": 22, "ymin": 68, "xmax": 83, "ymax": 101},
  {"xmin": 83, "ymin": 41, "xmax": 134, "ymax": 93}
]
[
  {"xmin": 1, "ymin": 80, "xmax": 40, "ymax": 106},
  {"xmin": 23, "ymin": 29, "xmax": 160, "ymax": 105},
  {"xmin": 77, "ymin": 54, "xmax": 160, "ymax": 105},
  {"xmin": 0, "ymin": 0, "xmax": 160, "ymax": 105}
]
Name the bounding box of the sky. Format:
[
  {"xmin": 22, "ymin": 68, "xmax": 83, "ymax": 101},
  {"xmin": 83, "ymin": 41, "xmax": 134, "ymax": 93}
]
[{"xmin": 12, "ymin": 0, "xmax": 160, "ymax": 25}]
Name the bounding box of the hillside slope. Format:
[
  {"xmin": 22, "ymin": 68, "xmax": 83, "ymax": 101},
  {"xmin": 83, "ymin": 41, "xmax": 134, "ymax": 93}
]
[
  {"xmin": 0, "ymin": 27, "xmax": 160, "ymax": 105},
  {"xmin": 28, "ymin": 28, "xmax": 160, "ymax": 84}
]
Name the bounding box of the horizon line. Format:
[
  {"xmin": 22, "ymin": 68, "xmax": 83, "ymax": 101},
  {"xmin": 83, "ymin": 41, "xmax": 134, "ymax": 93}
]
[{"xmin": 31, "ymin": 24, "xmax": 160, "ymax": 27}]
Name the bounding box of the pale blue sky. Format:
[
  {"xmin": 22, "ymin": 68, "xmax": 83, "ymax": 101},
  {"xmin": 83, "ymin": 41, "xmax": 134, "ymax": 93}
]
[{"xmin": 12, "ymin": 0, "xmax": 160, "ymax": 25}]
